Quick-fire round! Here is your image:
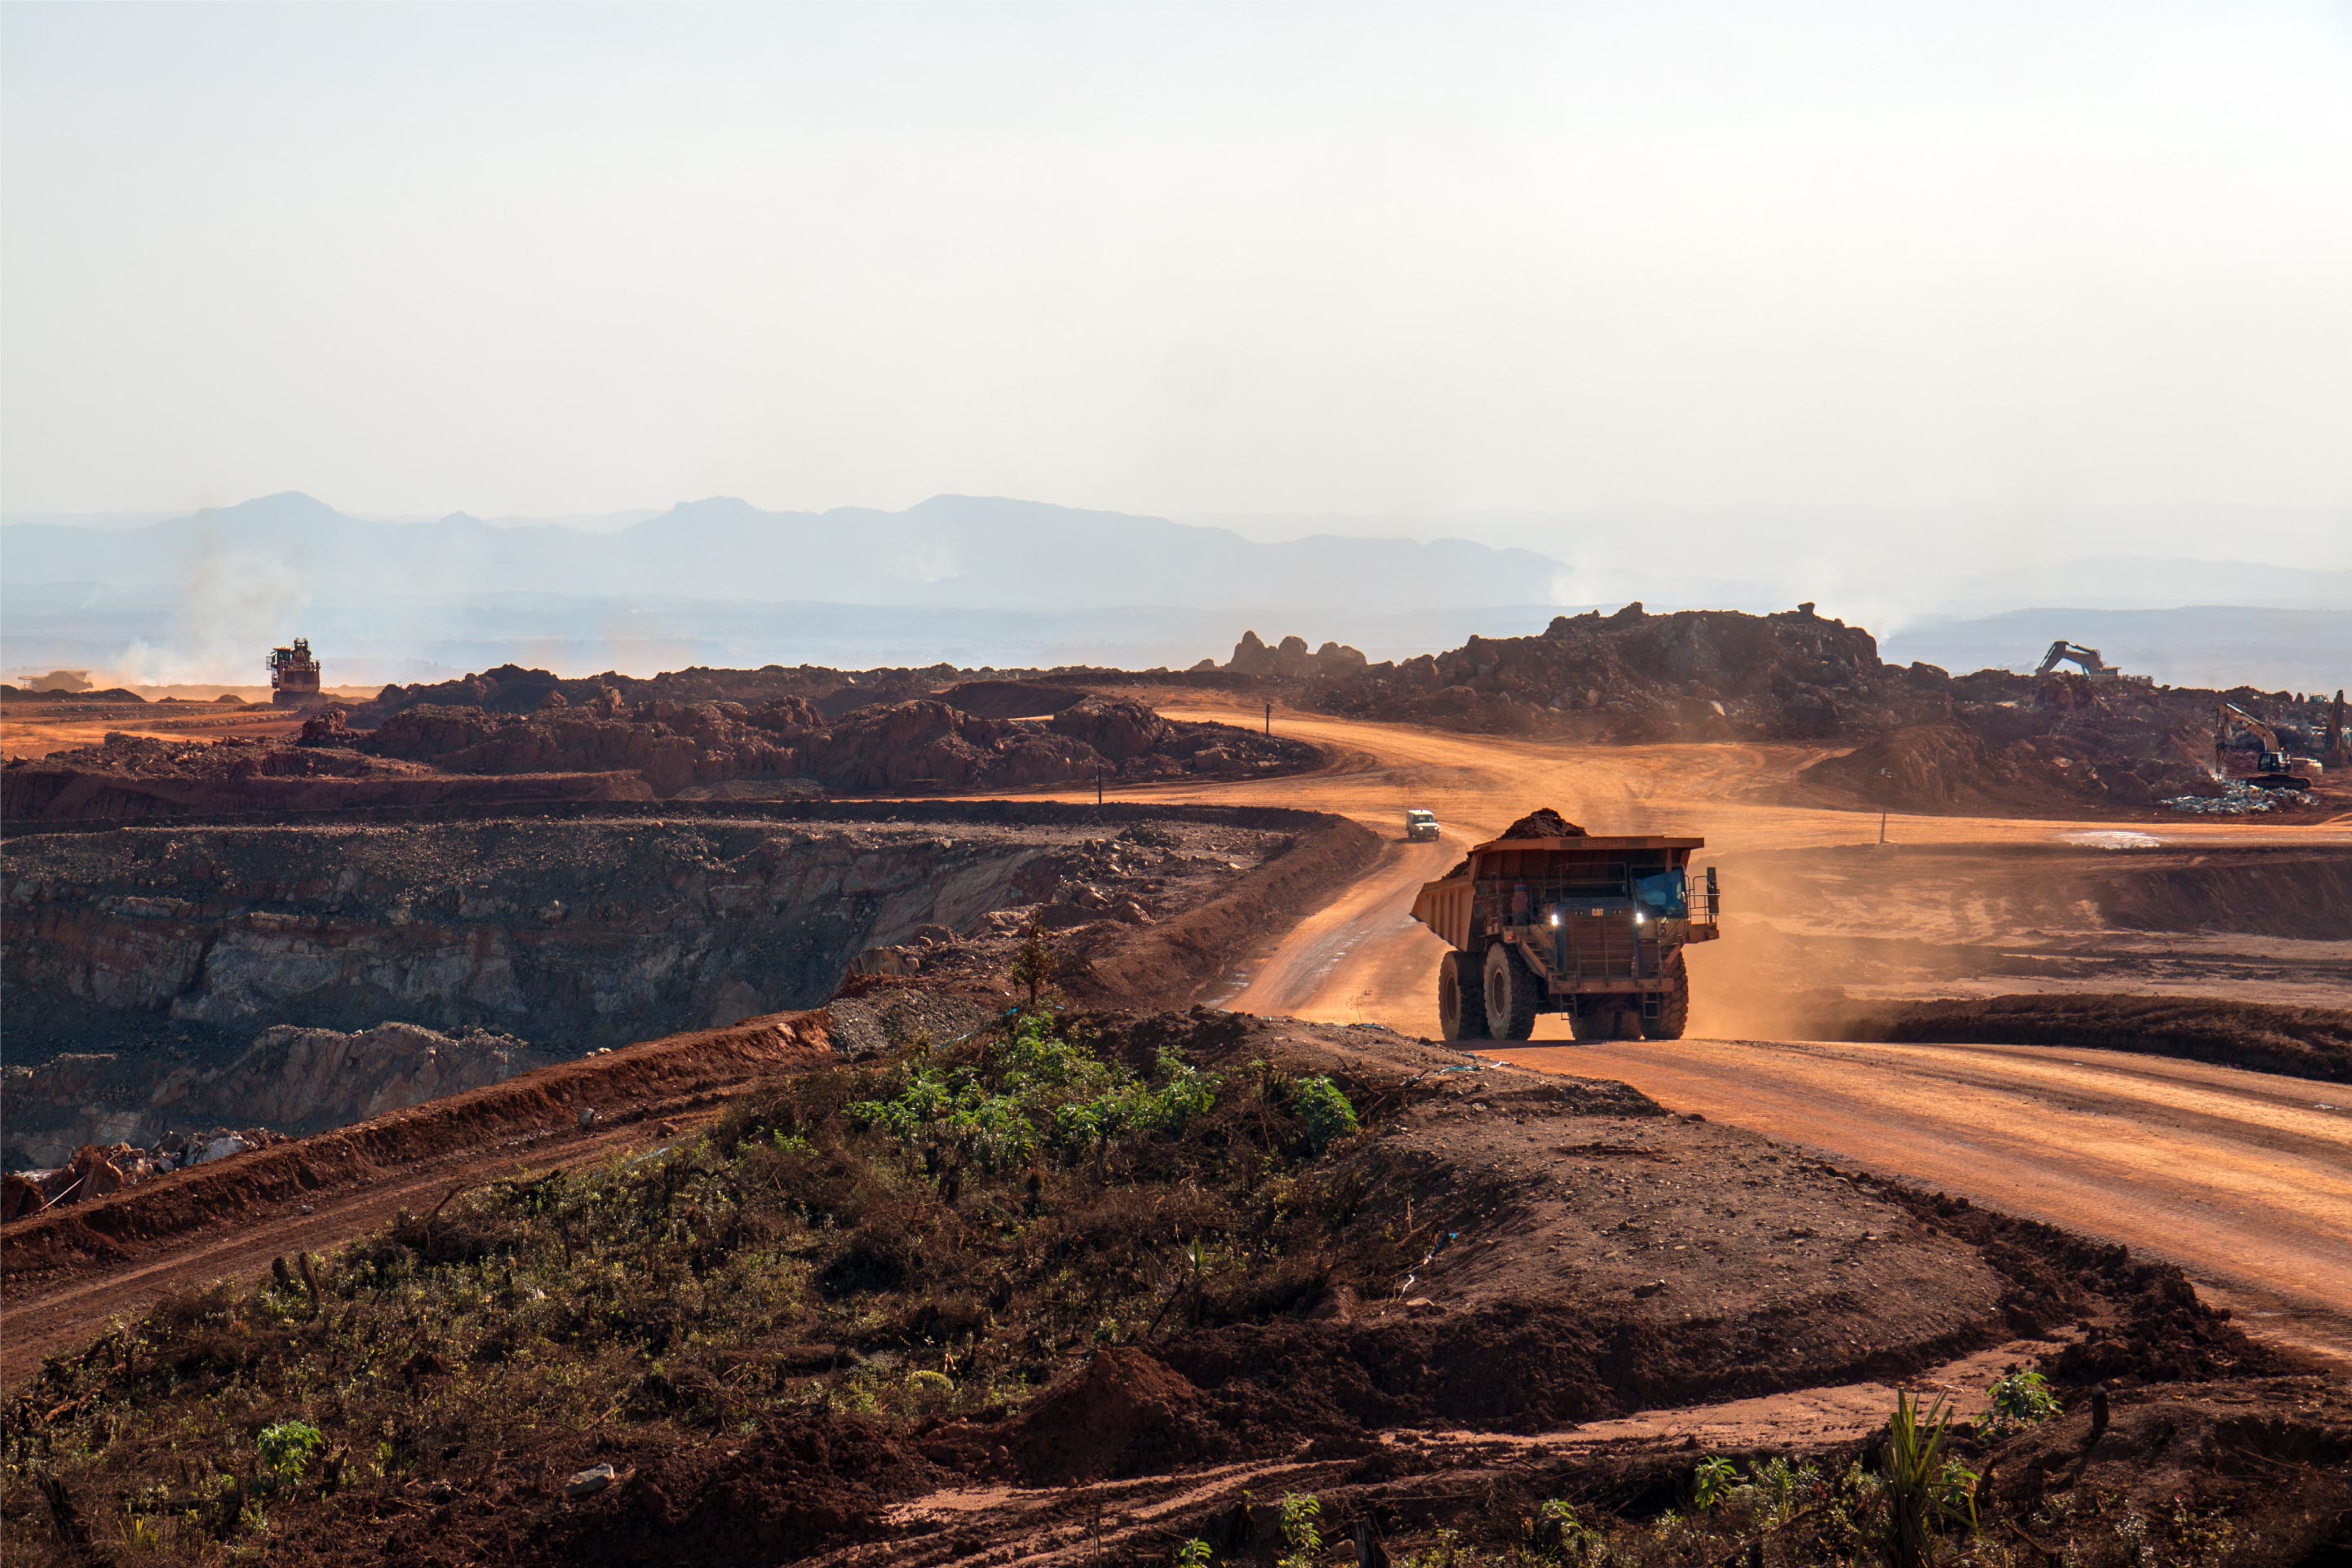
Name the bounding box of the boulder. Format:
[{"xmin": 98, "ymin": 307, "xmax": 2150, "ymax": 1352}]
[{"xmin": 1048, "ymin": 697, "xmax": 1172, "ymax": 761}]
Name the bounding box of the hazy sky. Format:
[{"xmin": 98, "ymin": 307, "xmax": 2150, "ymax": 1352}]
[{"xmin": 5, "ymin": 2, "xmax": 2350, "ymax": 538}]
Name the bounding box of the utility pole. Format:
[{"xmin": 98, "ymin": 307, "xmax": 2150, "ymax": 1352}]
[
  {"xmin": 1878, "ymin": 768, "xmax": 1892, "ymax": 846},
  {"xmin": 1096, "ymin": 762, "xmax": 1104, "ymax": 806},
  {"xmin": 1264, "ymin": 701, "xmax": 1272, "ymax": 736}
]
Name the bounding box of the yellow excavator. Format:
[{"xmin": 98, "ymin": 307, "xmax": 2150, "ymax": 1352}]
[
  {"xmin": 2217, "ymin": 702, "xmax": 2323, "ymax": 790},
  {"xmin": 2035, "ymin": 640, "xmax": 2153, "ymax": 685}
]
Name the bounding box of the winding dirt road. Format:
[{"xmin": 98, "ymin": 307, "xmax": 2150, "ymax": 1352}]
[{"xmin": 1058, "ymin": 699, "xmax": 2352, "ymax": 1362}]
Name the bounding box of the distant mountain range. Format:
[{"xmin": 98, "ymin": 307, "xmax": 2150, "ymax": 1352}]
[
  {"xmin": 4, "ymin": 493, "xmax": 2344, "ymax": 690},
  {"xmin": 0, "ymin": 492, "xmax": 1570, "ymax": 613}
]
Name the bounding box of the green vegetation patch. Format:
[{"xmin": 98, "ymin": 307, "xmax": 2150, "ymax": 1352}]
[{"xmin": 1, "ymin": 1012, "xmax": 1406, "ymax": 1563}]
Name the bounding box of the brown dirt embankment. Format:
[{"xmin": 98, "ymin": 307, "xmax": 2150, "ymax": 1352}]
[
  {"xmin": 1071, "ymin": 813, "xmax": 1384, "ymax": 1008},
  {"xmin": 1818, "ymin": 993, "xmax": 2352, "ymax": 1083},
  {"xmin": 0, "ymin": 1012, "xmax": 831, "ymax": 1309},
  {"xmin": 1, "ymin": 752, "xmax": 649, "ymax": 822}
]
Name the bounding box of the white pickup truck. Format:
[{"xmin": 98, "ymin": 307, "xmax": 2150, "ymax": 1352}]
[{"xmin": 1404, "ymin": 809, "xmax": 1440, "ymax": 842}]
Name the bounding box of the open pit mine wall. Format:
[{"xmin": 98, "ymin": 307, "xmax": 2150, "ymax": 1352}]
[{"xmin": 0, "ymin": 802, "xmax": 1317, "ymax": 1061}]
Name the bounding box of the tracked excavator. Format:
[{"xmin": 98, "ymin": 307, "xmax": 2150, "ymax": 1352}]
[
  {"xmin": 2217, "ymin": 702, "xmax": 2323, "ymax": 789},
  {"xmin": 2034, "ymin": 640, "xmax": 2153, "ymax": 684},
  {"xmin": 2036, "ymin": 640, "xmax": 2111, "ymax": 677}
]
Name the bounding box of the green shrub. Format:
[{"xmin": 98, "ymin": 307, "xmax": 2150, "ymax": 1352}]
[
  {"xmin": 1292, "ymin": 1075, "xmax": 1358, "ymax": 1149},
  {"xmin": 1278, "ymin": 1491, "xmax": 1324, "ymax": 1567},
  {"xmin": 1982, "ymin": 1366, "xmax": 2062, "ymax": 1439},
  {"xmin": 256, "ymin": 1418, "xmax": 325, "ymax": 1481},
  {"xmin": 850, "ymin": 1016, "xmax": 1220, "ymax": 1180}
]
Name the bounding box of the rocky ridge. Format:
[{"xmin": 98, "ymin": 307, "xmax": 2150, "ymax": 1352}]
[{"xmin": 1300, "ymin": 602, "xmax": 2335, "ymax": 812}]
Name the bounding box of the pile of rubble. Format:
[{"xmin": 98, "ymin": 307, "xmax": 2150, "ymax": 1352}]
[
  {"xmin": 1, "ymin": 729, "xmax": 645, "ymax": 821},
  {"xmin": 367, "ymin": 661, "xmax": 990, "ymax": 723},
  {"xmin": 5, "ymin": 684, "xmax": 1315, "ymax": 818},
  {"xmin": 2164, "ymin": 780, "xmax": 2315, "ymax": 816},
  {"xmin": 1305, "ymin": 602, "xmax": 1907, "ymax": 740},
  {"xmin": 361, "ymin": 691, "xmax": 1311, "ymax": 797},
  {"xmin": 2, "ymin": 1128, "xmax": 286, "ymax": 1222}
]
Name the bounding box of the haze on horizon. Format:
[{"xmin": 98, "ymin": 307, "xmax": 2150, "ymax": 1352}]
[{"xmin": 4, "ymin": 1, "xmax": 2349, "ymax": 578}]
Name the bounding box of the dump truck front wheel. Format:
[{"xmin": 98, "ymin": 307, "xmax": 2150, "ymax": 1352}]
[
  {"xmin": 1641, "ymin": 956, "xmax": 1690, "ymax": 1040},
  {"xmin": 1482, "ymin": 944, "xmax": 1540, "ymax": 1041},
  {"xmin": 1437, "ymin": 950, "xmax": 1488, "ymax": 1042}
]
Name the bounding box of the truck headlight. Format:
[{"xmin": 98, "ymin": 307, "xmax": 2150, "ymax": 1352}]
[
  {"xmin": 1548, "ymin": 911, "xmax": 1560, "ymax": 926},
  {"xmin": 1632, "ymin": 912, "xmax": 1646, "ymax": 925}
]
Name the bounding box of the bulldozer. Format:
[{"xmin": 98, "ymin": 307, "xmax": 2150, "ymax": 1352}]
[
  {"xmin": 268, "ymin": 638, "xmax": 324, "ymax": 707},
  {"xmin": 2217, "ymin": 702, "xmax": 2323, "ymax": 790},
  {"xmin": 1411, "ymin": 810, "xmax": 1719, "ymax": 1043}
]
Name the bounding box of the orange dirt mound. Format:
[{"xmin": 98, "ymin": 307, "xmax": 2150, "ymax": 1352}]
[{"xmin": 1002, "ymin": 1346, "xmax": 1223, "ymax": 1483}]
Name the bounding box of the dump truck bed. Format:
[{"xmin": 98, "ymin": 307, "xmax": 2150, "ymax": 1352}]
[{"xmin": 1410, "ymin": 833, "xmax": 1706, "ymax": 950}]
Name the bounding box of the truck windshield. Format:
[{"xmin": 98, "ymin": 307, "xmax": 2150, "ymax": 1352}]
[{"xmin": 1631, "ymin": 869, "xmax": 1687, "ymax": 918}]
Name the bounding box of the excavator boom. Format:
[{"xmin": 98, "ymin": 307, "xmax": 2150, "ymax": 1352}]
[{"xmin": 2035, "ymin": 640, "xmax": 2107, "ymax": 678}]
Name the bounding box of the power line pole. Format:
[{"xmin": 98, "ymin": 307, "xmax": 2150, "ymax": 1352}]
[{"xmin": 1264, "ymin": 701, "xmax": 1272, "ymax": 736}]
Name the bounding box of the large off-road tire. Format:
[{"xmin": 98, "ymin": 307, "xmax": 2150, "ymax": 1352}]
[
  {"xmin": 1567, "ymin": 1000, "xmax": 1641, "ymax": 1042},
  {"xmin": 1437, "ymin": 950, "xmax": 1488, "ymax": 1042},
  {"xmin": 1641, "ymin": 956, "xmax": 1690, "ymax": 1040},
  {"xmin": 1482, "ymin": 943, "xmax": 1540, "ymax": 1042}
]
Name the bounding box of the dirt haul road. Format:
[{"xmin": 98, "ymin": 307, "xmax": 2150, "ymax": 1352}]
[{"xmin": 1028, "ymin": 698, "xmax": 2352, "ymax": 1362}]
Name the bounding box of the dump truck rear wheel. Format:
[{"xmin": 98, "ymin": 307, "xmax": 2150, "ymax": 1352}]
[
  {"xmin": 1437, "ymin": 950, "xmax": 1487, "ymax": 1042},
  {"xmin": 1482, "ymin": 944, "xmax": 1540, "ymax": 1041},
  {"xmin": 1641, "ymin": 959, "xmax": 1690, "ymax": 1040}
]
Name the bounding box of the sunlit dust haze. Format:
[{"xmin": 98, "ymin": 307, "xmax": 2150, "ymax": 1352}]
[{"xmin": 3, "ymin": 2, "xmax": 2349, "ymax": 684}]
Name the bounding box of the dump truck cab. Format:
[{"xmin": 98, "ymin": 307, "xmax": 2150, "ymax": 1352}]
[
  {"xmin": 1404, "ymin": 808, "xmax": 1440, "ymax": 842},
  {"xmin": 1411, "ymin": 818, "xmax": 1720, "ymax": 1043}
]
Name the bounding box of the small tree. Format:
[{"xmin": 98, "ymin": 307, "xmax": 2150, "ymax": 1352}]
[{"xmin": 1010, "ymin": 906, "xmax": 1057, "ymax": 1008}]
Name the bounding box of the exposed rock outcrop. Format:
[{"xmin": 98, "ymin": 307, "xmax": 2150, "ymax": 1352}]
[
  {"xmin": 1225, "ymin": 631, "xmax": 1368, "ymax": 679},
  {"xmin": 2, "ymin": 1022, "xmax": 543, "ymax": 1169}
]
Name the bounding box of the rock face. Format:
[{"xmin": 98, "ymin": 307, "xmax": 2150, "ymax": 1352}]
[
  {"xmin": 2, "ymin": 1022, "xmax": 543, "ymax": 1168},
  {"xmin": 2, "ymin": 805, "xmax": 1308, "ymax": 1163},
  {"xmin": 3, "ymin": 817, "xmax": 1074, "ymax": 1058}
]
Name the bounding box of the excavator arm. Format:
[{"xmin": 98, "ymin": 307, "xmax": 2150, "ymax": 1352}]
[
  {"xmin": 2217, "ymin": 702, "xmax": 2279, "ymax": 751},
  {"xmin": 2035, "ymin": 640, "xmax": 2107, "ymax": 678}
]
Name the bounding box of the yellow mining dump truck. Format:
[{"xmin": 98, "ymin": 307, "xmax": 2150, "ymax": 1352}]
[{"xmin": 1411, "ymin": 810, "xmax": 1719, "ymax": 1043}]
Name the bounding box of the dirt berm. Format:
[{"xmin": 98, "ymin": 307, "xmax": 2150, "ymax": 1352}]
[
  {"xmin": 1817, "ymin": 993, "xmax": 2352, "ymax": 1083},
  {"xmin": 0, "ymin": 1012, "xmax": 833, "ymax": 1312}
]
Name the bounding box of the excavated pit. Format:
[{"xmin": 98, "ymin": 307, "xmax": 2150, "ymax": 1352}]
[{"xmin": 2, "ymin": 801, "xmax": 1375, "ymax": 1170}]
